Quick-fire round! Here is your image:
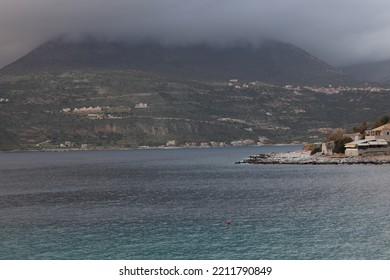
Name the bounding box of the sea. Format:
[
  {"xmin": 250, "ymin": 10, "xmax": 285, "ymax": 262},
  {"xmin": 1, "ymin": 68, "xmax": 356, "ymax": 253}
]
[{"xmin": 0, "ymin": 145, "xmax": 389, "ymax": 260}]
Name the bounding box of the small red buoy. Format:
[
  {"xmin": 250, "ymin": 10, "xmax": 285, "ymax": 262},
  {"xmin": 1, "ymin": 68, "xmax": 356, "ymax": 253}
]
[{"xmin": 226, "ymin": 220, "xmax": 232, "ymax": 225}]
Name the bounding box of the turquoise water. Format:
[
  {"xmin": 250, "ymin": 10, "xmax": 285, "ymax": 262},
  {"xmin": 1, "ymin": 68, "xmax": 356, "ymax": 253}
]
[{"xmin": 1, "ymin": 146, "xmax": 389, "ymax": 259}]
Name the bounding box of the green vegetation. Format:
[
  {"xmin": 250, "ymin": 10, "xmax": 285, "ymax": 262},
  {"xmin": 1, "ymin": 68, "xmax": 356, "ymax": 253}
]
[
  {"xmin": 1, "ymin": 70, "xmax": 390, "ymax": 150},
  {"xmin": 333, "ymin": 137, "xmax": 353, "ymax": 154}
]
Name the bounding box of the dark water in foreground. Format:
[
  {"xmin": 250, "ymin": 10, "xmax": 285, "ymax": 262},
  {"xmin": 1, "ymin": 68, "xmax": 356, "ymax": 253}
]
[{"xmin": 1, "ymin": 146, "xmax": 389, "ymax": 259}]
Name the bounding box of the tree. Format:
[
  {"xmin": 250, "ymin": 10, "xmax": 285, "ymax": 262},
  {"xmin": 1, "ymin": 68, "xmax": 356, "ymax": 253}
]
[
  {"xmin": 333, "ymin": 137, "xmax": 353, "ymax": 154},
  {"xmin": 352, "ymin": 121, "xmax": 368, "ymax": 135},
  {"xmin": 326, "ymin": 128, "xmax": 345, "ymax": 142}
]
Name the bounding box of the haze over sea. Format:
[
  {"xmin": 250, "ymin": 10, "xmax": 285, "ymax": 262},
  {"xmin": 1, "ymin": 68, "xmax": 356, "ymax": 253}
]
[{"xmin": 1, "ymin": 146, "xmax": 389, "ymax": 259}]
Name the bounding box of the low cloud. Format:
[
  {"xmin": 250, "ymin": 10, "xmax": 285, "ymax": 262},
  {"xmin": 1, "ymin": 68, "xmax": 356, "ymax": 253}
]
[{"xmin": 2, "ymin": 0, "xmax": 390, "ymax": 68}]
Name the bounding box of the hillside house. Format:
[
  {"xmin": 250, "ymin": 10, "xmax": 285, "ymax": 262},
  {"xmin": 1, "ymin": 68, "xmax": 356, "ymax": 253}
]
[
  {"xmin": 166, "ymin": 140, "xmax": 176, "ymax": 147},
  {"xmin": 345, "ymin": 123, "xmax": 390, "ymax": 156},
  {"xmin": 87, "ymin": 113, "xmax": 103, "ymax": 120},
  {"xmin": 135, "ymin": 103, "xmax": 149, "ymax": 109},
  {"xmin": 365, "ymin": 123, "xmax": 390, "ymax": 141},
  {"xmin": 61, "ymin": 108, "xmax": 71, "ymax": 113},
  {"xmin": 73, "ymin": 106, "xmax": 102, "ymax": 113}
]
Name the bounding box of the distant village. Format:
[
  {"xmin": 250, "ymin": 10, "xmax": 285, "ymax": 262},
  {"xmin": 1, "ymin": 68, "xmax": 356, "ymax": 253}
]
[
  {"xmin": 286, "ymin": 84, "xmax": 390, "ymax": 94},
  {"xmin": 228, "ymin": 78, "xmax": 390, "ymax": 94}
]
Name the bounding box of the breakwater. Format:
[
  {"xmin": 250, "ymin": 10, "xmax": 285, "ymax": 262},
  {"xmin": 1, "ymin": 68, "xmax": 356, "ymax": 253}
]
[{"xmin": 237, "ymin": 151, "xmax": 390, "ymax": 165}]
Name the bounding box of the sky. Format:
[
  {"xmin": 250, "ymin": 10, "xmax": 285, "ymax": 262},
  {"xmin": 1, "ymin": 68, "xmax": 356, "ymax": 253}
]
[{"xmin": 1, "ymin": 0, "xmax": 390, "ymax": 68}]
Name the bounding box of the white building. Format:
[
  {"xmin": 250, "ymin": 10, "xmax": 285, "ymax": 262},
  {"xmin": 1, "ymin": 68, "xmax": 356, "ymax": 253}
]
[
  {"xmin": 87, "ymin": 113, "xmax": 103, "ymax": 120},
  {"xmin": 73, "ymin": 106, "xmax": 102, "ymax": 113},
  {"xmin": 365, "ymin": 123, "xmax": 390, "ymax": 141},
  {"xmin": 345, "ymin": 123, "xmax": 390, "ymax": 156},
  {"xmin": 135, "ymin": 103, "xmax": 149, "ymax": 109},
  {"xmin": 322, "ymin": 141, "xmax": 335, "ymax": 156},
  {"xmin": 166, "ymin": 140, "xmax": 176, "ymax": 147},
  {"xmin": 345, "ymin": 138, "xmax": 389, "ymax": 156}
]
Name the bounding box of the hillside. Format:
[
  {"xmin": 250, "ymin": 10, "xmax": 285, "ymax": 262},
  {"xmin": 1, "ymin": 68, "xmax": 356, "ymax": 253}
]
[
  {"xmin": 343, "ymin": 59, "xmax": 390, "ymax": 83},
  {"xmin": 0, "ymin": 36, "xmax": 384, "ymax": 150},
  {"xmin": 0, "ymin": 69, "xmax": 389, "ymax": 151},
  {"xmin": 0, "ymin": 37, "xmax": 350, "ymax": 86}
]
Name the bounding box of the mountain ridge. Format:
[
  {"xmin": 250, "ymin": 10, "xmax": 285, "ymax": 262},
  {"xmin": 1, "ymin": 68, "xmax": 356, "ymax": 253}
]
[{"xmin": 0, "ymin": 36, "xmax": 350, "ymax": 85}]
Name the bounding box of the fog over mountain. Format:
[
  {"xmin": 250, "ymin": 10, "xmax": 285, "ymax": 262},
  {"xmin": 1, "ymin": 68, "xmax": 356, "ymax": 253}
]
[
  {"xmin": 2, "ymin": 0, "xmax": 390, "ymax": 68},
  {"xmin": 1, "ymin": 37, "xmax": 352, "ymax": 85}
]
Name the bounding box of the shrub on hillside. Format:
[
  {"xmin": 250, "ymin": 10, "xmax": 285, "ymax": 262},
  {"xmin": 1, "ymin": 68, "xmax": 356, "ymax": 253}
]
[{"xmin": 333, "ymin": 137, "xmax": 353, "ymax": 154}]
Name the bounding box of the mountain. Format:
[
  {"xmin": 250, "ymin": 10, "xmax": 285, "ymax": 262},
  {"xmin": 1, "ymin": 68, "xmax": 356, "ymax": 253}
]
[
  {"xmin": 342, "ymin": 59, "xmax": 390, "ymax": 83},
  {"xmin": 0, "ymin": 36, "xmax": 349, "ymax": 85},
  {"xmin": 2, "ymin": 36, "xmax": 380, "ymax": 151}
]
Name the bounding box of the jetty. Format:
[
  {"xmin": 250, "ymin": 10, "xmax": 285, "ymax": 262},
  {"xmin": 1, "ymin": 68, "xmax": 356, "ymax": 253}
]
[{"xmin": 237, "ymin": 151, "xmax": 390, "ymax": 165}]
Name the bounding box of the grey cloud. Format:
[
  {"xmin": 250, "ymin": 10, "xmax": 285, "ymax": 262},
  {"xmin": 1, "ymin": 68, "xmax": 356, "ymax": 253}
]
[{"xmin": 1, "ymin": 0, "xmax": 390, "ymax": 68}]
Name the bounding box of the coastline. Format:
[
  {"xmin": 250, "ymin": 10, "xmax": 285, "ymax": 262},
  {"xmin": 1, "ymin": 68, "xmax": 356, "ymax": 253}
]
[
  {"xmin": 0, "ymin": 143, "xmax": 301, "ymax": 153},
  {"xmin": 237, "ymin": 150, "xmax": 390, "ymax": 165}
]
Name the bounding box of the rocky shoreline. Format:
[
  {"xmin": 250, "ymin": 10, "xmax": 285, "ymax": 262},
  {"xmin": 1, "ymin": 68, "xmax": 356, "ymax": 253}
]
[{"xmin": 237, "ymin": 150, "xmax": 390, "ymax": 165}]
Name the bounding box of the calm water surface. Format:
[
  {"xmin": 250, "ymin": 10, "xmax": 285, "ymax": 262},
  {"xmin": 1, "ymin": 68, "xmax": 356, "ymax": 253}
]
[{"xmin": 0, "ymin": 146, "xmax": 389, "ymax": 259}]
